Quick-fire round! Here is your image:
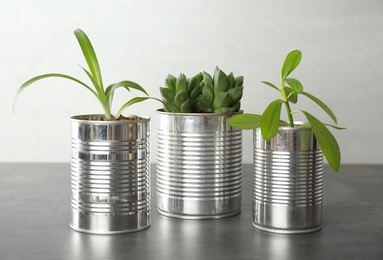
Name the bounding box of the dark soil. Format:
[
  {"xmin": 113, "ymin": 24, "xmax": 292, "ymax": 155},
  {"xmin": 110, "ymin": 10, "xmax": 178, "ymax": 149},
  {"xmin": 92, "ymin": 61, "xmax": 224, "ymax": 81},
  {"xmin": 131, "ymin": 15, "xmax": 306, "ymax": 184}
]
[{"xmin": 77, "ymin": 115, "xmax": 145, "ymax": 121}]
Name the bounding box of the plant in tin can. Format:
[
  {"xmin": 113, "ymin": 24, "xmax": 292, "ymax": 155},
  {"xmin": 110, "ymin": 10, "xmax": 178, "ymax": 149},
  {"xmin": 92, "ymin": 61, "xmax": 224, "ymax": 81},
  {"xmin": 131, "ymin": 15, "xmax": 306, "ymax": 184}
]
[
  {"xmin": 227, "ymin": 50, "xmax": 345, "ymax": 171},
  {"xmin": 160, "ymin": 67, "xmax": 244, "ymax": 113},
  {"xmin": 14, "ymin": 28, "xmax": 150, "ymax": 120}
]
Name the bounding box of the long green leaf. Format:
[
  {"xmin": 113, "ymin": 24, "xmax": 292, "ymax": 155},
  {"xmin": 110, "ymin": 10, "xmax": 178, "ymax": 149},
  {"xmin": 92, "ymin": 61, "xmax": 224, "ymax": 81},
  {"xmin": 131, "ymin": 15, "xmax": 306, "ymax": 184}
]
[
  {"xmin": 281, "ymin": 50, "xmax": 302, "ymax": 80},
  {"xmin": 301, "ymin": 91, "xmax": 337, "ymax": 124},
  {"xmin": 226, "ymin": 114, "xmax": 262, "ymax": 130},
  {"xmin": 105, "ymin": 80, "xmax": 148, "ymax": 99},
  {"xmin": 74, "ymin": 28, "xmax": 103, "ymax": 88},
  {"xmin": 14, "ymin": 73, "xmax": 100, "ymax": 112},
  {"xmin": 297, "ymin": 110, "xmax": 341, "ymax": 172},
  {"xmin": 79, "ymin": 65, "xmax": 106, "ymax": 101},
  {"xmin": 261, "ymin": 99, "xmax": 283, "ymax": 139},
  {"xmin": 261, "ymin": 81, "xmax": 280, "ymax": 91},
  {"xmin": 116, "ymin": 97, "xmax": 149, "ymax": 118}
]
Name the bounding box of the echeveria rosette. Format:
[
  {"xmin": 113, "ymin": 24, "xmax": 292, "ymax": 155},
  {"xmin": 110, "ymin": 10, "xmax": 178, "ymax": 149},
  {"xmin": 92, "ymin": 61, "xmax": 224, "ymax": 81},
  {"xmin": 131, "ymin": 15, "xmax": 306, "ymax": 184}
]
[
  {"xmin": 227, "ymin": 50, "xmax": 345, "ymax": 172},
  {"xmin": 195, "ymin": 67, "xmax": 243, "ymax": 113},
  {"xmin": 160, "ymin": 67, "xmax": 243, "ymax": 114}
]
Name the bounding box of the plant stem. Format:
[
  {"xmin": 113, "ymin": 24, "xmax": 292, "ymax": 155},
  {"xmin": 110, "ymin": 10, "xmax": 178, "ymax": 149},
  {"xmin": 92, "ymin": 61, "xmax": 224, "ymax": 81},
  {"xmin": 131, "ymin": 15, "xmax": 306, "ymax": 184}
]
[{"xmin": 280, "ymin": 79, "xmax": 294, "ymax": 127}]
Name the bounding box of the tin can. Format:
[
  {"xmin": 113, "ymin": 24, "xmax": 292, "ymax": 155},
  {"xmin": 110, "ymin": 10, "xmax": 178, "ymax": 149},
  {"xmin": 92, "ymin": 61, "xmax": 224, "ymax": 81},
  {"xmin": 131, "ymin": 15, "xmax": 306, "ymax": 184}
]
[
  {"xmin": 156, "ymin": 110, "xmax": 242, "ymax": 219},
  {"xmin": 70, "ymin": 115, "xmax": 151, "ymax": 234},
  {"xmin": 253, "ymin": 123, "xmax": 323, "ymax": 234}
]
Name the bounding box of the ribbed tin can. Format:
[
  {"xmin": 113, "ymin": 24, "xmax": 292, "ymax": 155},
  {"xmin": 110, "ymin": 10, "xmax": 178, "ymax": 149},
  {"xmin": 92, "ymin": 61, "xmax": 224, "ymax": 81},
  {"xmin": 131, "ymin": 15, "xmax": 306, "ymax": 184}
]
[
  {"xmin": 253, "ymin": 123, "xmax": 323, "ymax": 234},
  {"xmin": 70, "ymin": 115, "xmax": 151, "ymax": 234},
  {"xmin": 156, "ymin": 110, "xmax": 242, "ymax": 219}
]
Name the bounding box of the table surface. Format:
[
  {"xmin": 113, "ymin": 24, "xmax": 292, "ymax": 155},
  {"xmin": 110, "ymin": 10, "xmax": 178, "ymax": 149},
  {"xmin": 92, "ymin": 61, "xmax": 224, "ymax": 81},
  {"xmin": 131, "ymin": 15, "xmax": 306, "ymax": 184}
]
[{"xmin": 0, "ymin": 163, "xmax": 382, "ymax": 260}]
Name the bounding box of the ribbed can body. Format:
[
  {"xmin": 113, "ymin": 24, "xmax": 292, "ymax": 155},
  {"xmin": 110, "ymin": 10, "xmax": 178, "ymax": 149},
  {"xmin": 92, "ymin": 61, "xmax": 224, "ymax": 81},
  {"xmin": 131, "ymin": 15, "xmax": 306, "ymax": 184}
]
[
  {"xmin": 253, "ymin": 124, "xmax": 323, "ymax": 234},
  {"xmin": 70, "ymin": 115, "xmax": 151, "ymax": 234},
  {"xmin": 156, "ymin": 110, "xmax": 242, "ymax": 219}
]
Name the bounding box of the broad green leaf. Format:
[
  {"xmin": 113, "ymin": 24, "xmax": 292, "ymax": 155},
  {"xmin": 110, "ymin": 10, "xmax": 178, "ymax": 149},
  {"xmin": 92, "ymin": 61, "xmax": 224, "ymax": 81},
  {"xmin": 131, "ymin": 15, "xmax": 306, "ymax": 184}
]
[
  {"xmin": 301, "ymin": 92, "xmax": 337, "ymax": 124},
  {"xmin": 202, "ymin": 85, "xmax": 214, "ymax": 104},
  {"xmin": 285, "ymin": 78, "xmax": 303, "ymax": 93},
  {"xmin": 165, "ymin": 74, "xmax": 177, "ymax": 91},
  {"xmin": 261, "ymin": 81, "xmax": 280, "ymax": 92},
  {"xmin": 281, "ymin": 50, "xmax": 302, "ymax": 80},
  {"xmin": 213, "ymin": 67, "xmax": 229, "ymax": 94},
  {"xmin": 261, "ymin": 99, "xmax": 283, "ymax": 139},
  {"xmin": 235, "ymin": 76, "xmax": 244, "ymax": 88},
  {"xmin": 228, "ymin": 86, "xmax": 243, "ymax": 103},
  {"xmin": 160, "ymin": 87, "xmax": 175, "ymax": 103},
  {"xmin": 13, "ymin": 73, "xmax": 100, "ymax": 113},
  {"xmin": 213, "ymin": 92, "xmax": 233, "ymax": 111},
  {"xmin": 174, "ymin": 90, "xmax": 188, "ymax": 107},
  {"xmin": 116, "ymin": 97, "xmax": 149, "ymax": 118},
  {"xmin": 74, "ymin": 28, "xmax": 103, "ymax": 88},
  {"xmin": 298, "ymin": 110, "xmax": 341, "ymax": 172},
  {"xmin": 176, "ymin": 74, "xmax": 188, "ymax": 93},
  {"xmin": 226, "ymin": 114, "xmax": 262, "ymax": 130},
  {"xmin": 284, "ymin": 87, "xmax": 298, "ymax": 104}
]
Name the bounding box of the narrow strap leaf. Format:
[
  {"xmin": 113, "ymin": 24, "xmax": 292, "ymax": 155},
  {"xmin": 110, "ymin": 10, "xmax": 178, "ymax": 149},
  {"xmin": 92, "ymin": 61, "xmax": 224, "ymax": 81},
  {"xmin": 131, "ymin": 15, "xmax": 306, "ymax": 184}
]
[
  {"xmin": 298, "ymin": 110, "xmax": 341, "ymax": 172},
  {"xmin": 14, "ymin": 73, "xmax": 100, "ymax": 113},
  {"xmin": 260, "ymin": 99, "xmax": 283, "ymax": 139},
  {"xmin": 74, "ymin": 29, "xmax": 103, "ymax": 89},
  {"xmin": 301, "ymin": 91, "xmax": 337, "ymax": 124},
  {"xmin": 79, "ymin": 65, "xmax": 106, "ymax": 102},
  {"xmin": 105, "ymin": 80, "xmax": 148, "ymax": 100},
  {"xmin": 116, "ymin": 97, "xmax": 149, "ymax": 118}
]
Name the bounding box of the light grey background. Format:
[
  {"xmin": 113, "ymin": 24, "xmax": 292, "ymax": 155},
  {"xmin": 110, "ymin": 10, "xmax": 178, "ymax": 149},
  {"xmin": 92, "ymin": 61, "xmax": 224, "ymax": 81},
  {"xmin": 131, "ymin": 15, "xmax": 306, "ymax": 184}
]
[{"xmin": 1, "ymin": 0, "xmax": 382, "ymax": 164}]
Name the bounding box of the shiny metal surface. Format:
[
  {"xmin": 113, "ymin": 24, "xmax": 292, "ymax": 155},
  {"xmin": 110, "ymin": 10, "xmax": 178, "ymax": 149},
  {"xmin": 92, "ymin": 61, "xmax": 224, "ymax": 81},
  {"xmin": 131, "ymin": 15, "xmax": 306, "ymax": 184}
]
[
  {"xmin": 70, "ymin": 115, "xmax": 151, "ymax": 234},
  {"xmin": 253, "ymin": 124, "xmax": 323, "ymax": 234},
  {"xmin": 156, "ymin": 110, "xmax": 242, "ymax": 219}
]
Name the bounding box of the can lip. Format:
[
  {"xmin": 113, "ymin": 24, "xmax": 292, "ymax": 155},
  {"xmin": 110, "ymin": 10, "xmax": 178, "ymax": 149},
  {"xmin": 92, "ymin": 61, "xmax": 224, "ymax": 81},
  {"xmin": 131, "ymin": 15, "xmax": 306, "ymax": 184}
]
[
  {"xmin": 156, "ymin": 108, "xmax": 243, "ymax": 117},
  {"xmin": 70, "ymin": 114, "xmax": 151, "ymax": 123}
]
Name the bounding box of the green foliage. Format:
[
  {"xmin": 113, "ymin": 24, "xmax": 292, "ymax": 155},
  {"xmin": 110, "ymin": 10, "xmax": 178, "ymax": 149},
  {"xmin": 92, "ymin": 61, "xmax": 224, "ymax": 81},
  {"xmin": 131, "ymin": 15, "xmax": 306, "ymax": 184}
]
[
  {"xmin": 160, "ymin": 67, "xmax": 243, "ymax": 114},
  {"xmin": 14, "ymin": 28, "xmax": 150, "ymax": 120},
  {"xmin": 227, "ymin": 50, "xmax": 345, "ymax": 172}
]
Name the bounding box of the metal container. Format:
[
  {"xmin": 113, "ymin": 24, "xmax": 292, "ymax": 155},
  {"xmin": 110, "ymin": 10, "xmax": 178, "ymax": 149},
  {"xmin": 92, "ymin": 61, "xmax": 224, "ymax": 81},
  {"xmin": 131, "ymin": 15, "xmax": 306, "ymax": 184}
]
[
  {"xmin": 70, "ymin": 115, "xmax": 151, "ymax": 234},
  {"xmin": 253, "ymin": 123, "xmax": 323, "ymax": 234},
  {"xmin": 156, "ymin": 110, "xmax": 242, "ymax": 219}
]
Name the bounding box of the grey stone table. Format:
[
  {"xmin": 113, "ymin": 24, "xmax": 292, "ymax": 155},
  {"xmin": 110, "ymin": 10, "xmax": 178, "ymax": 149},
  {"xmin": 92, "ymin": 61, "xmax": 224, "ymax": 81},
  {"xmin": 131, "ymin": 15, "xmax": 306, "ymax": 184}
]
[{"xmin": 0, "ymin": 164, "xmax": 382, "ymax": 260}]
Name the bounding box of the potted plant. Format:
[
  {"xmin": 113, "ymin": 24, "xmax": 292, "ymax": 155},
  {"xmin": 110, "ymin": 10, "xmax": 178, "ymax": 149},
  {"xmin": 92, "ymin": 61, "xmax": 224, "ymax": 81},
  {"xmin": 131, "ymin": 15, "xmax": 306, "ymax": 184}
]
[
  {"xmin": 227, "ymin": 50, "xmax": 345, "ymax": 233},
  {"xmin": 14, "ymin": 28, "xmax": 152, "ymax": 234},
  {"xmin": 156, "ymin": 67, "xmax": 244, "ymax": 219}
]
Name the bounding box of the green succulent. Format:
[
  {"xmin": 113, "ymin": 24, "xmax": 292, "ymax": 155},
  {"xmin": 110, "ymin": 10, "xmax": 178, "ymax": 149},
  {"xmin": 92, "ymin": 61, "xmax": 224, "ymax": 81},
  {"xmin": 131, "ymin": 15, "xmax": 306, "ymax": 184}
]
[
  {"xmin": 159, "ymin": 73, "xmax": 203, "ymax": 113},
  {"xmin": 160, "ymin": 67, "xmax": 243, "ymax": 114},
  {"xmin": 196, "ymin": 67, "xmax": 243, "ymax": 113}
]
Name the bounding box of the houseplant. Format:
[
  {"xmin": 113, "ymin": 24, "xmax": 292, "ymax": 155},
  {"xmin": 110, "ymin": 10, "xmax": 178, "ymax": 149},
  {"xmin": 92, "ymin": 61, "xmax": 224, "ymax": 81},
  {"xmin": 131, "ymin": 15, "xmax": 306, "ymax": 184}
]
[
  {"xmin": 14, "ymin": 28, "xmax": 152, "ymax": 234},
  {"xmin": 227, "ymin": 50, "xmax": 344, "ymax": 233},
  {"xmin": 156, "ymin": 67, "xmax": 244, "ymax": 219}
]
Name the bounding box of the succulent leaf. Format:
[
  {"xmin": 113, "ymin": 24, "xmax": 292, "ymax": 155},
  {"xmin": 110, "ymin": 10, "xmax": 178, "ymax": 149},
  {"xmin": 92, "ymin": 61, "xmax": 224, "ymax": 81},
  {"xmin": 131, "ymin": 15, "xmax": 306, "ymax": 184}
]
[
  {"xmin": 176, "ymin": 74, "xmax": 188, "ymax": 93},
  {"xmin": 165, "ymin": 74, "xmax": 177, "ymax": 91}
]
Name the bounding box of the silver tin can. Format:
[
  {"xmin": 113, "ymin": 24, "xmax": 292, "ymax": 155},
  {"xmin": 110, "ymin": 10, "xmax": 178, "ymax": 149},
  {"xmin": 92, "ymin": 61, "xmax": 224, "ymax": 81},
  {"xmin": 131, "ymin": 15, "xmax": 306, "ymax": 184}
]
[
  {"xmin": 70, "ymin": 115, "xmax": 151, "ymax": 234},
  {"xmin": 156, "ymin": 110, "xmax": 242, "ymax": 219},
  {"xmin": 253, "ymin": 123, "xmax": 323, "ymax": 234}
]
